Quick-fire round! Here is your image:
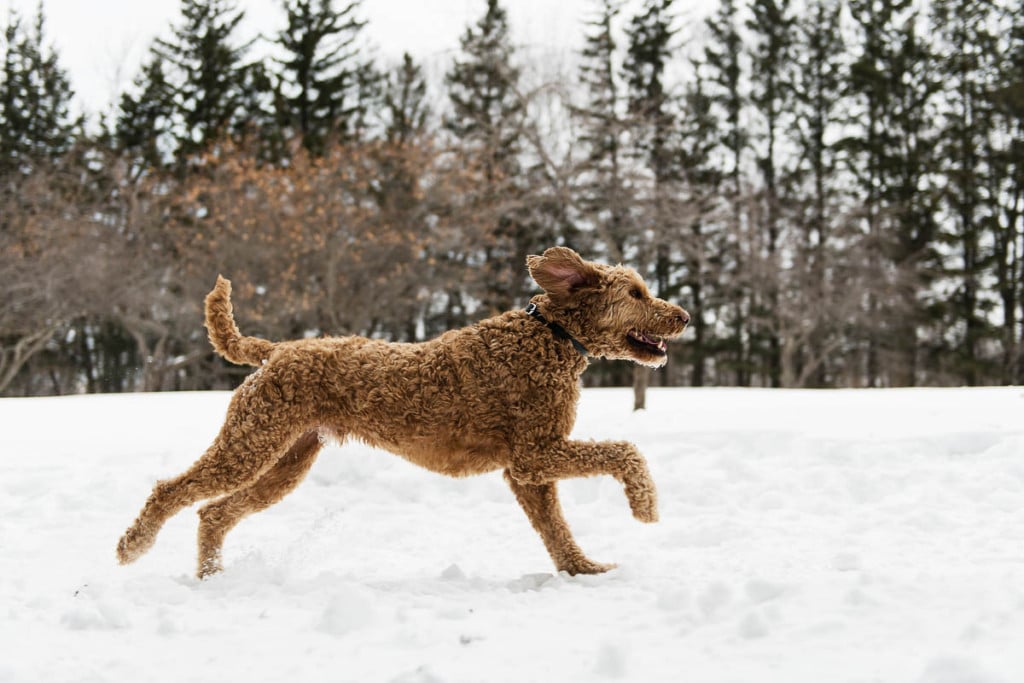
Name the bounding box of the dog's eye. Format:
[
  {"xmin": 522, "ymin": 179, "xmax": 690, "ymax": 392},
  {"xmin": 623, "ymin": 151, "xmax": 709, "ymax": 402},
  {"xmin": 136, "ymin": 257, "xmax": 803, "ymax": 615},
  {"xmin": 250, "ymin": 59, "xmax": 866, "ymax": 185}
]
[{"xmin": 630, "ymin": 288, "xmax": 643, "ymax": 299}]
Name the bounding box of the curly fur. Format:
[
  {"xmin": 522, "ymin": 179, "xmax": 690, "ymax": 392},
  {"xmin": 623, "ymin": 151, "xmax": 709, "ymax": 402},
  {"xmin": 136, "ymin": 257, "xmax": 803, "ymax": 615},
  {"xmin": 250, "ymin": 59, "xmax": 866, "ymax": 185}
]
[{"xmin": 116, "ymin": 247, "xmax": 689, "ymax": 578}]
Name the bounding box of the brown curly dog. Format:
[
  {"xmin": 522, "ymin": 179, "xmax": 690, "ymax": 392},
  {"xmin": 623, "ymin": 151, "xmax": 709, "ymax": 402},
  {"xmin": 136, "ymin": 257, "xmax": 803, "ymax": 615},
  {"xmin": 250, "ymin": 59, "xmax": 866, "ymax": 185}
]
[{"xmin": 117, "ymin": 247, "xmax": 689, "ymax": 578}]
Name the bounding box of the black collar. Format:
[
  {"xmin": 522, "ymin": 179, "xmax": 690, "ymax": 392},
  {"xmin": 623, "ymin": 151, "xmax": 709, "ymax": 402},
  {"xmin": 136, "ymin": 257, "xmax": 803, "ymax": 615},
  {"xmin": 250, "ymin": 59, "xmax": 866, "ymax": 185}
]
[{"xmin": 524, "ymin": 302, "xmax": 589, "ymax": 357}]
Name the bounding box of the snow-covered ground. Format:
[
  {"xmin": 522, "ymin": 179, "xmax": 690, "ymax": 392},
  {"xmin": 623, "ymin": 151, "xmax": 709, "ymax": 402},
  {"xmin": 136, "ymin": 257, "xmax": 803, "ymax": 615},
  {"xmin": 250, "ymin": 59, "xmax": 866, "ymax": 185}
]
[{"xmin": 1, "ymin": 387, "xmax": 1023, "ymax": 682}]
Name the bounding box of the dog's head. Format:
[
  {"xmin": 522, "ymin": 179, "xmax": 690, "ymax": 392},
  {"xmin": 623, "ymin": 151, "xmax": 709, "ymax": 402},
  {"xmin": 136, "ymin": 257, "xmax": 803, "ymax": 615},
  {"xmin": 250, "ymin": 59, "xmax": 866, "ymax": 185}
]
[{"xmin": 527, "ymin": 247, "xmax": 689, "ymax": 368}]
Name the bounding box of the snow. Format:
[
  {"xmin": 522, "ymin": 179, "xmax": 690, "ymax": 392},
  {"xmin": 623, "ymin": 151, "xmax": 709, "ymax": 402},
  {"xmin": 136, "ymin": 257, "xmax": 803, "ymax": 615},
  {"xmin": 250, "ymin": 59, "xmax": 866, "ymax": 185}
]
[{"xmin": 2, "ymin": 386, "xmax": 1023, "ymax": 682}]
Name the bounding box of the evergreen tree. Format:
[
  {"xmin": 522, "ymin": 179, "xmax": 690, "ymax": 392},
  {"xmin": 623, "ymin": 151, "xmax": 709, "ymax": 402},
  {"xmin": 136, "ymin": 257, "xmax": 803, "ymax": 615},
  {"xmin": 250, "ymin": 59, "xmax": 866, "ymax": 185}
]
[
  {"xmin": 624, "ymin": 0, "xmax": 676, "ymax": 193},
  {"xmin": 115, "ymin": 54, "xmax": 172, "ymax": 173},
  {"xmin": 676, "ymin": 64, "xmax": 726, "ymax": 387},
  {"xmin": 383, "ymin": 52, "xmax": 428, "ymax": 145},
  {"xmin": 445, "ymin": 0, "xmax": 530, "ymax": 313},
  {"xmin": 377, "ymin": 52, "xmax": 429, "ymax": 214},
  {"xmin": 990, "ymin": 0, "xmax": 1024, "ymax": 382},
  {"xmin": 573, "ymin": 0, "xmax": 630, "ymax": 260},
  {"xmin": 445, "ymin": 0, "xmax": 524, "ymax": 182},
  {"xmin": 622, "ymin": 0, "xmax": 680, "ymax": 406},
  {"xmin": 931, "ymin": 0, "xmax": 1001, "ymax": 385},
  {"xmin": 787, "ymin": 0, "xmax": 849, "ymax": 386},
  {"xmin": 704, "ymin": 0, "xmax": 745, "ymax": 199},
  {"xmin": 347, "ymin": 55, "xmax": 382, "ymax": 141},
  {"xmin": 846, "ymin": 0, "xmax": 941, "ymax": 386},
  {"xmin": 745, "ymin": 0, "xmax": 795, "ymax": 386},
  {"xmin": 0, "ymin": 5, "xmax": 77, "ymax": 177},
  {"xmin": 0, "ymin": 4, "xmax": 82, "ymax": 390},
  {"xmin": 791, "ymin": 0, "xmax": 844, "ymax": 255},
  {"xmin": 154, "ymin": 0, "xmax": 264, "ymax": 159},
  {"xmin": 276, "ymin": 0, "xmax": 376, "ymax": 154},
  {"xmin": 702, "ymin": 0, "xmax": 750, "ymax": 384}
]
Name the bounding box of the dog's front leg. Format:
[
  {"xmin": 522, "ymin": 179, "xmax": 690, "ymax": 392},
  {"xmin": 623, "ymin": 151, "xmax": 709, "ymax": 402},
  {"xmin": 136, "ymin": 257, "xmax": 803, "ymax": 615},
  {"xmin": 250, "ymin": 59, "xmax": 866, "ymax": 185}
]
[
  {"xmin": 509, "ymin": 440, "xmax": 658, "ymax": 523},
  {"xmin": 503, "ymin": 470, "xmax": 615, "ymax": 575}
]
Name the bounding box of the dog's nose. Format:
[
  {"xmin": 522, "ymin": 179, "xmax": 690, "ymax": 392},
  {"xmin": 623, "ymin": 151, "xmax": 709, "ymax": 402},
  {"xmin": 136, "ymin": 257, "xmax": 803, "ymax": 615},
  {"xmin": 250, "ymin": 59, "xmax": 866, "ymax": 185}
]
[{"xmin": 677, "ymin": 310, "xmax": 690, "ymax": 327}]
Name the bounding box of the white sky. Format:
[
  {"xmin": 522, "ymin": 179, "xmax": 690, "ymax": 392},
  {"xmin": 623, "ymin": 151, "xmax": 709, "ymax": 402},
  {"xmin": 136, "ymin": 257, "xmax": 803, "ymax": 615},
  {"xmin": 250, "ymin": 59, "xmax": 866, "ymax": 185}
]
[{"xmin": 6, "ymin": 0, "xmax": 607, "ymax": 117}]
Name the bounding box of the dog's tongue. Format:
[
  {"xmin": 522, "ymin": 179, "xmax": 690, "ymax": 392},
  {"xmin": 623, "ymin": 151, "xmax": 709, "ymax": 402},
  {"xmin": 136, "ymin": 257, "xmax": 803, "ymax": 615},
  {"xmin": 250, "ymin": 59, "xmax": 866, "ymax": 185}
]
[{"xmin": 632, "ymin": 331, "xmax": 666, "ymax": 351}]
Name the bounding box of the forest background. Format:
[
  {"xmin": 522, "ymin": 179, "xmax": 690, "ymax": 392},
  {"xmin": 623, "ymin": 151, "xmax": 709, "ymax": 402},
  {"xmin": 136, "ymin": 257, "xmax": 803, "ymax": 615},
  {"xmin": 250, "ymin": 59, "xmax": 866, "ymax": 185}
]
[{"xmin": 1, "ymin": 0, "xmax": 1022, "ymax": 402}]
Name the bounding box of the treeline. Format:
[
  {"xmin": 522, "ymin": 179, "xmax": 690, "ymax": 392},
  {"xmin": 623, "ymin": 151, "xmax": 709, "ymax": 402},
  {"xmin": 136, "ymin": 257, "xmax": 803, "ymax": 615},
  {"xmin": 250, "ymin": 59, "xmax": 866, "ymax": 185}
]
[{"xmin": 1, "ymin": 0, "xmax": 1022, "ymax": 396}]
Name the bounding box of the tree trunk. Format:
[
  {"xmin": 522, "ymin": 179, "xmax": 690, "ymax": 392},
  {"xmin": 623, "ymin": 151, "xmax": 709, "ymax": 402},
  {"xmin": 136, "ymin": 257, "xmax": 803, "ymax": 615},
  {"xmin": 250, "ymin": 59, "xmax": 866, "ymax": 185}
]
[{"xmin": 632, "ymin": 365, "xmax": 649, "ymax": 411}]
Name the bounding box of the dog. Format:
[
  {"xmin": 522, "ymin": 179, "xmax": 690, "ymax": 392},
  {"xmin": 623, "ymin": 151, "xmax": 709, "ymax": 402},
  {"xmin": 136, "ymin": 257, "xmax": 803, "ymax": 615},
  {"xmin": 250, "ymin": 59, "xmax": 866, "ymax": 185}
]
[{"xmin": 116, "ymin": 247, "xmax": 689, "ymax": 578}]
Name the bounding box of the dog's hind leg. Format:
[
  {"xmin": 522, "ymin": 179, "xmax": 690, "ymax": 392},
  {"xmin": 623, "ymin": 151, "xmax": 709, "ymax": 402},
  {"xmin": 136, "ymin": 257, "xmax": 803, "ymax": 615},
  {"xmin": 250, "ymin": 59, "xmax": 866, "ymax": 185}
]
[
  {"xmin": 503, "ymin": 470, "xmax": 615, "ymax": 575},
  {"xmin": 116, "ymin": 404, "xmax": 310, "ymax": 567},
  {"xmin": 196, "ymin": 429, "xmax": 324, "ymax": 578}
]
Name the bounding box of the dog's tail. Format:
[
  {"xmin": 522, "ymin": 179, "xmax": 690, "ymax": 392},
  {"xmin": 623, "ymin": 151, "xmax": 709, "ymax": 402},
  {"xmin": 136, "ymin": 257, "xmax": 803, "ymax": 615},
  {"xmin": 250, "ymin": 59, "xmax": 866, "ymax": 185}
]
[{"xmin": 204, "ymin": 275, "xmax": 275, "ymax": 366}]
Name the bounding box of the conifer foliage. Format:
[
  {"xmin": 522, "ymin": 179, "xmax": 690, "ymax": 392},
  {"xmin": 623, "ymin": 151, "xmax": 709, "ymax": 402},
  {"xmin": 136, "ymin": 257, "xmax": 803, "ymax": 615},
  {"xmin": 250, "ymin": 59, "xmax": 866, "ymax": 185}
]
[
  {"xmin": 0, "ymin": 5, "xmax": 77, "ymax": 176},
  {"xmin": 153, "ymin": 0, "xmax": 265, "ymax": 160},
  {"xmin": 276, "ymin": 0, "xmax": 375, "ymax": 154}
]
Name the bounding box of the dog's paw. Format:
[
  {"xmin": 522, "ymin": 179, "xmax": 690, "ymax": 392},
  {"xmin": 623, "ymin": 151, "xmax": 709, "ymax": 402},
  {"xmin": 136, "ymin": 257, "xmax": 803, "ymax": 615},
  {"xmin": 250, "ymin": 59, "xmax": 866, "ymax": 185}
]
[
  {"xmin": 116, "ymin": 526, "xmax": 153, "ymax": 565},
  {"xmin": 625, "ymin": 480, "xmax": 659, "ymax": 523},
  {"xmin": 197, "ymin": 555, "xmax": 224, "ymax": 580},
  {"xmin": 629, "ymin": 497, "xmax": 659, "ymax": 523},
  {"xmin": 560, "ymin": 558, "xmax": 617, "ymax": 575}
]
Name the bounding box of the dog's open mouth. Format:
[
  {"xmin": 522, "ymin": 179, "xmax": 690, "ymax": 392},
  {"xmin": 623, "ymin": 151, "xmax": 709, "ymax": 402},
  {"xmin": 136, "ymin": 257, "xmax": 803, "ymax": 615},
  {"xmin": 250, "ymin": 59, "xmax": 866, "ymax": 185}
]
[{"xmin": 626, "ymin": 330, "xmax": 668, "ymax": 356}]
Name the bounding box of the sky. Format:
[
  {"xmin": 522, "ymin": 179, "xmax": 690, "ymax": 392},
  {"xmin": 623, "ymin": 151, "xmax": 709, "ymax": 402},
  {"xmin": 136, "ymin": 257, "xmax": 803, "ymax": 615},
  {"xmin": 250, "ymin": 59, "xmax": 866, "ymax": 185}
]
[{"xmin": 5, "ymin": 0, "xmax": 605, "ymax": 117}]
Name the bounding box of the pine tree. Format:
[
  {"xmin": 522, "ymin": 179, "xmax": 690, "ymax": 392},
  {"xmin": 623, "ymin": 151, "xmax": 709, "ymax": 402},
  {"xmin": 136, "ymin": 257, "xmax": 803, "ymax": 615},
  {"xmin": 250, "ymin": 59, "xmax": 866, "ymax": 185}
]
[
  {"xmin": 0, "ymin": 5, "xmax": 78, "ymax": 177},
  {"xmin": 276, "ymin": 0, "xmax": 376, "ymax": 154},
  {"xmin": 377, "ymin": 52, "xmax": 429, "ymax": 215},
  {"xmin": 154, "ymin": 0, "xmax": 264, "ymax": 159},
  {"xmin": 931, "ymin": 0, "xmax": 1001, "ymax": 385},
  {"xmin": 383, "ymin": 52, "xmax": 428, "ymax": 145},
  {"xmin": 675, "ymin": 64, "xmax": 725, "ymax": 387},
  {"xmin": 787, "ymin": 0, "xmax": 849, "ymax": 386},
  {"xmin": 702, "ymin": 0, "xmax": 749, "ymax": 385},
  {"xmin": 846, "ymin": 0, "xmax": 941, "ymax": 386},
  {"xmin": 745, "ymin": 0, "xmax": 794, "ymax": 386},
  {"xmin": 445, "ymin": 0, "xmax": 524, "ymax": 182},
  {"xmin": 573, "ymin": 0, "xmax": 630, "ymax": 260},
  {"xmin": 622, "ymin": 0, "xmax": 680, "ymax": 406},
  {"xmin": 990, "ymin": 0, "xmax": 1024, "ymax": 382},
  {"xmin": 704, "ymin": 0, "xmax": 745, "ymax": 199},
  {"xmin": 115, "ymin": 54, "xmax": 172, "ymax": 173},
  {"xmin": 445, "ymin": 0, "xmax": 530, "ymax": 313},
  {"xmin": 0, "ymin": 5, "xmax": 96, "ymax": 394},
  {"xmin": 624, "ymin": 0, "xmax": 676, "ymax": 192}
]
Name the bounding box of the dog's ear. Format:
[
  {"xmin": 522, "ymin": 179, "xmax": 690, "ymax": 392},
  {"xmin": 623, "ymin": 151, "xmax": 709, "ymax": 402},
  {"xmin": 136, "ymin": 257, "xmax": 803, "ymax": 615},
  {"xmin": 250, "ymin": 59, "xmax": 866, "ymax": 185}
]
[{"xmin": 527, "ymin": 247, "xmax": 601, "ymax": 299}]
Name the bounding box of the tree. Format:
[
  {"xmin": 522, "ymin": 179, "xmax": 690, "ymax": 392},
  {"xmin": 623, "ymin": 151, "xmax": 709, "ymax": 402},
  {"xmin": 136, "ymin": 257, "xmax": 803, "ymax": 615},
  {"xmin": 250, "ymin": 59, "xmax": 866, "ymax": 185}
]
[
  {"xmin": 931, "ymin": 0, "xmax": 1002, "ymax": 385},
  {"xmin": 622, "ymin": 0, "xmax": 681, "ymax": 407},
  {"xmin": 989, "ymin": 0, "xmax": 1024, "ymax": 382},
  {"xmin": 0, "ymin": 5, "xmax": 78, "ymax": 177},
  {"xmin": 445, "ymin": 0, "xmax": 532, "ymax": 313},
  {"xmin": 115, "ymin": 53, "xmax": 173, "ymax": 173},
  {"xmin": 383, "ymin": 52, "xmax": 428, "ymax": 145},
  {"xmin": 445, "ymin": 0, "xmax": 524, "ymax": 178},
  {"xmin": 675, "ymin": 66, "xmax": 726, "ymax": 387},
  {"xmin": 845, "ymin": 0, "xmax": 941, "ymax": 386},
  {"xmin": 745, "ymin": 0, "xmax": 795, "ymax": 387},
  {"xmin": 702, "ymin": 0, "xmax": 750, "ymax": 384},
  {"xmin": 155, "ymin": 0, "xmax": 265, "ymax": 160},
  {"xmin": 573, "ymin": 0, "xmax": 631, "ymax": 260},
  {"xmin": 275, "ymin": 0, "xmax": 376, "ymax": 154},
  {"xmin": 784, "ymin": 0, "xmax": 854, "ymax": 386},
  {"xmin": 0, "ymin": 6, "xmax": 84, "ymax": 393}
]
